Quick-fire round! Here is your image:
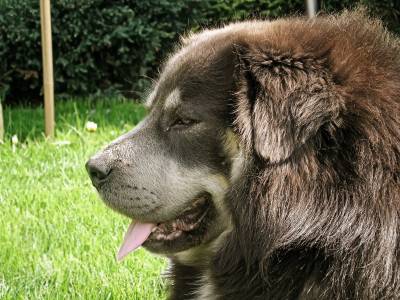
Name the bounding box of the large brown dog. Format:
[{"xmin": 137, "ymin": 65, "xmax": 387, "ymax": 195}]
[{"xmin": 87, "ymin": 10, "xmax": 400, "ymax": 299}]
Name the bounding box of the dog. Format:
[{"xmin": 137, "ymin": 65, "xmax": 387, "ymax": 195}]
[{"xmin": 86, "ymin": 10, "xmax": 400, "ymax": 299}]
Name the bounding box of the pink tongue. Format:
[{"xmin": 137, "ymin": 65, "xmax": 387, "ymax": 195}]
[{"xmin": 117, "ymin": 221, "xmax": 156, "ymax": 261}]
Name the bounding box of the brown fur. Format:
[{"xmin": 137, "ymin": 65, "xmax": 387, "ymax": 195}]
[
  {"xmin": 88, "ymin": 9, "xmax": 400, "ymax": 300},
  {"xmin": 205, "ymin": 10, "xmax": 400, "ymax": 300}
]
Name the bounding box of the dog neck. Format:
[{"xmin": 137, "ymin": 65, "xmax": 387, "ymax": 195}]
[
  {"xmin": 170, "ymin": 228, "xmax": 231, "ymax": 267},
  {"xmin": 167, "ymin": 229, "xmax": 231, "ymax": 300}
]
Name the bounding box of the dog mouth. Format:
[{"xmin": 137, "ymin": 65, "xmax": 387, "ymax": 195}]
[
  {"xmin": 149, "ymin": 195, "xmax": 210, "ymax": 240},
  {"xmin": 117, "ymin": 193, "xmax": 211, "ymax": 261}
]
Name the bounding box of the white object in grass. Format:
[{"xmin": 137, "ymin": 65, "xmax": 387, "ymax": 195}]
[
  {"xmin": 11, "ymin": 135, "xmax": 18, "ymax": 145},
  {"xmin": 85, "ymin": 121, "xmax": 98, "ymax": 132}
]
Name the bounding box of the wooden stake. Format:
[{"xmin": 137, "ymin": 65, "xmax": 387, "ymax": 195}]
[
  {"xmin": 40, "ymin": 0, "xmax": 54, "ymax": 137},
  {"xmin": 0, "ymin": 100, "xmax": 4, "ymax": 142}
]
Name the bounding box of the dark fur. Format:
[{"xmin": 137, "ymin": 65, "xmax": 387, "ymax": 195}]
[
  {"xmin": 167, "ymin": 11, "xmax": 400, "ymax": 300},
  {"xmin": 88, "ymin": 10, "xmax": 400, "ymax": 300}
]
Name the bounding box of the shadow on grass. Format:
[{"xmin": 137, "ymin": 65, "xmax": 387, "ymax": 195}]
[{"xmin": 2, "ymin": 97, "xmax": 147, "ymax": 141}]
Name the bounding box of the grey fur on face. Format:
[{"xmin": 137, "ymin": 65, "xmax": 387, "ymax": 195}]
[{"xmin": 87, "ymin": 77, "xmax": 235, "ymax": 253}]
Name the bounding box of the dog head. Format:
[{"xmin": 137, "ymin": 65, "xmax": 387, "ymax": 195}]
[
  {"xmin": 86, "ymin": 20, "xmax": 345, "ymax": 259},
  {"xmin": 86, "ymin": 31, "xmax": 239, "ymax": 258}
]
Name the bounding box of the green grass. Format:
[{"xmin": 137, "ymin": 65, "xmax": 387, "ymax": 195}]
[{"xmin": 0, "ymin": 98, "xmax": 167, "ymax": 299}]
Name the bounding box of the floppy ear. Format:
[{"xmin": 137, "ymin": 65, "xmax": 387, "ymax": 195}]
[{"xmin": 233, "ymin": 45, "xmax": 344, "ymax": 163}]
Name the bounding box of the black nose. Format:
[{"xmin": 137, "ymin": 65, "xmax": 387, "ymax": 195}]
[{"xmin": 86, "ymin": 158, "xmax": 112, "ymax": 187}]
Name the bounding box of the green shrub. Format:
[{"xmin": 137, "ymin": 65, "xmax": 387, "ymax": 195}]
[
  {"xmin": 0, "ymin": 1, "xmax": 207, "ymax": 104},
  {"xmin": 0, "ymin": 0, "xmax": 398, "ymax": 104}
]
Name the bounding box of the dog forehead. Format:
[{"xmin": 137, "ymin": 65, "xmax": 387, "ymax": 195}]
[
  {"xmin": 144, "ymin": 54, "xmax": 190, "ymax": 111},
  {"xmin": 145, "ymin": 86, "xmax": 182, "ymax": 112},
  {"xmin": 146, "ymin": 38, "xmax": 236, "ymax": 110}
]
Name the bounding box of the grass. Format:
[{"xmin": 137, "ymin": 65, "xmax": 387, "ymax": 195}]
[{"xmin": 0, "ymin": 98, "xmax": 168, "ymax": 299}]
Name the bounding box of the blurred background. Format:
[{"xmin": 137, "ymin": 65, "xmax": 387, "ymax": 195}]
[{"xmin": 0, "ymin": 1, "xmax": 399, "ymax": 299}]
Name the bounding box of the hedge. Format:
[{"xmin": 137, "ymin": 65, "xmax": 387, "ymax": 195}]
[{"xmin": 0, "ymin": 0, "xmax": 399, "ymax": 104}]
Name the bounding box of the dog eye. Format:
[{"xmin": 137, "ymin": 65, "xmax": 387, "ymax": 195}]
[{"xmin": 170, "ymin": 117, "xmax": 196, "ymax": 129}]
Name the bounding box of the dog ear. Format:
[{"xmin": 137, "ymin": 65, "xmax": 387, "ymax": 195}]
[{"xmin": 233, "ymin": 45, "xmax": 344, "ymax": 163}]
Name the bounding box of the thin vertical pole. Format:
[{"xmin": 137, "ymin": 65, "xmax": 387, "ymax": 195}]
[
  {"xmin": 306, "ymin": 0, "xmax": 318, "ymax": 18},
  {"xmin": 0, "ymin": 101, "xmax": 4, "ymax": 142},
  {"xmin": 40, "ymin": 0, "xmax": 54, "ymax": 137}
]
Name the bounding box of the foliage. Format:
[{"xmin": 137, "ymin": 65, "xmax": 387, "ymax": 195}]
[
  {"xmin": 0, "ymin": 0, "xmax": 399, "ymax": 104},
  {"xmin": 0, "ymin": 98, "xmax": 167, "ymax": 299},
  {"xmin": 0, "ymin": 1, "xmax": 202, "ymax": 104}
]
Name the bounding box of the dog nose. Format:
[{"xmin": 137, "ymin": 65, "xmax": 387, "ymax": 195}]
[{"xmin": 86, "ymin": 158, "xmax": 112, "ymax": 187}]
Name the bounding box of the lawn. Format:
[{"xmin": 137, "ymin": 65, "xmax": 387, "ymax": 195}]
[{"xmin": 0, "ymin": 98, "xmax": 167, "ymax": 299}]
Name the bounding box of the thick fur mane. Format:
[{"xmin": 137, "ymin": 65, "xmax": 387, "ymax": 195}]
[{"xmin": 209, "ymin": 10, "xmax": 400, "ymax": 300}]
